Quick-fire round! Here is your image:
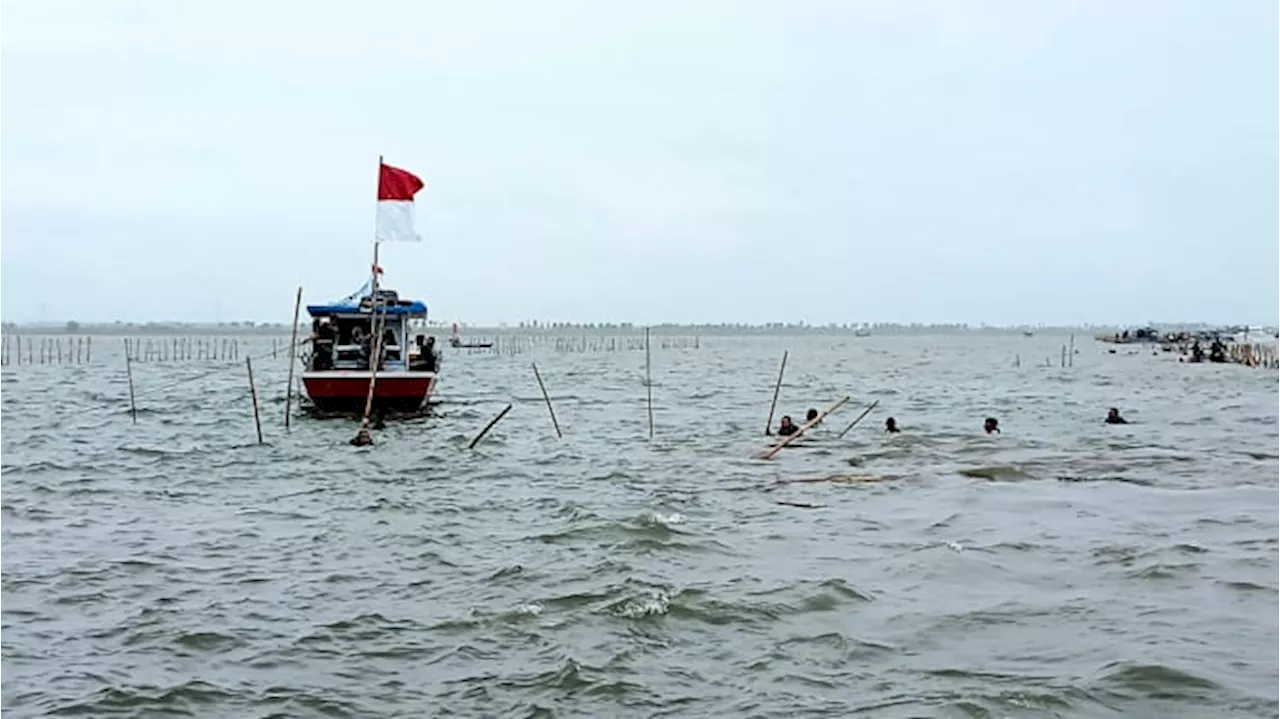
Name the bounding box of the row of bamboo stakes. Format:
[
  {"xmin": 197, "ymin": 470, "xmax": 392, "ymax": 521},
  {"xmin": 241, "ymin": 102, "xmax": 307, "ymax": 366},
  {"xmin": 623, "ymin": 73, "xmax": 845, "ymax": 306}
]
[
  {"xmin": 0, "ymin": 335, "xmax": 302, "ymax": 366},
  {"xmin": 0, "ymin": 336, "xmax": 92, "ymax": 365},
  {"xmin": 456, "ymin": 334, "xmax": 702, "ymax": 355},
  {"xmin": 464, "ymin": 345, "xmax": 879, "ymax": 457}
]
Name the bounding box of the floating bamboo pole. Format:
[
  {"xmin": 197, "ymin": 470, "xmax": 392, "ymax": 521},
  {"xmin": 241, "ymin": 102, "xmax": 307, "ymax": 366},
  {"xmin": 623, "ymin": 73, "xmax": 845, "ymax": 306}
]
[
  {"xmin": 124, "ymin": 338, "xmax": 138, "ymax": 424},
  {"xmin": 469, "ymin": 403, "xmax": 513, "ymax": 449},
  {"xmin": 764, "ymin": 350, "xmax": 788, "ymax": 436},
  {"xmin": 645, "ymin": 327, "xmax": 654, "ymax": 439},
  {"xmin": 836, "ymin": 399, "xmax": 880, "ymax": 439},
  {"xmin": 246, "ymin": 357, "xmax": 264, "ymax": 444},
  {"xmin": 760, "ymin": 395, "xmax": 850, "ymax": 460},
  {"xmin": 284, "ymin": 286, "xmax": 303, "ymax": 430},
  {"xmin": 532, "ymin": 363, "xmax": 562, "ymax": 438}
]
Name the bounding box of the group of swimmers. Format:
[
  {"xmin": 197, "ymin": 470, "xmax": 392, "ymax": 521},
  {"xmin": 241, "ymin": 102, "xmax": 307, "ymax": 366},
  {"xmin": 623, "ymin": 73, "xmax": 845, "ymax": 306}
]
[{"xmin": 774, "ymin": 407, "xmax": 1129, "ymax": 437}]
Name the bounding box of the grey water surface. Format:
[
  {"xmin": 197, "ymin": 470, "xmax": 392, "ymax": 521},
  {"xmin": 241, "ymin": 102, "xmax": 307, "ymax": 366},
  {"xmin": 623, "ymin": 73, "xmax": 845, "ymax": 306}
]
[{"xmin": 2, "ymin": 333, "xmax": 1277, "ymax": 718}]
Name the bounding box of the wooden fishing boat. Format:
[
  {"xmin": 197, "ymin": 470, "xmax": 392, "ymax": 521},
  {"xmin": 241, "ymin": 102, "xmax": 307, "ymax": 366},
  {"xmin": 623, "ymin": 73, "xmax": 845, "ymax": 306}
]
[
  {"xmin": 298, "ymin": 157, "xmax": 438, "ymax": 414},
  {"xmin": 301, "ymin": 288, "xmax": 440, "ymax": 412}
]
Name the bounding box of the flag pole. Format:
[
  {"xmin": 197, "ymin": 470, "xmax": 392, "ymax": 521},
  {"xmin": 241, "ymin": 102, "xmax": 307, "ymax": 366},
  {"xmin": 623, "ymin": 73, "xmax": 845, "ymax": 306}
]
[{"xmin": 357, "ymin": 156, "xmax": 385, "ymax": 437}]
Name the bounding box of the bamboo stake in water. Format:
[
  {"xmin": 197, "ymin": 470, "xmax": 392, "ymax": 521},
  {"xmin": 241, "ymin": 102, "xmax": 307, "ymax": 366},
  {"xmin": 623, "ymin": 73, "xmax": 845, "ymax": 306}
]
[
  {"xmin": 645, "ymin": 327, "xmax": 654, "ymax": 439},
  {"xmin": 359, "ymin": 247, "xmax": 385, "ymax": 434},
  {"xmin": 532, "ymin": 363, "xmax": 562, "ymax": 438},
  {"xmin": 469, "ymin": 403, "xmax": 513, "ymax": 449},
  {"xmin": 837, "ymin": 399, "xmax": 881, "ymax": 438},
  {"xmin": 124, "ymin": 339, "xmax": 138, "ymax": 424},
  {"xmin": 761, "ymin": 395, "xmax": 850, "ymax": 460},
  {"xmin": 284, "ymin": 286, "xmax": 303, "ymax": 430},
  {"xmin": 246, "ymin": 357, "xmax": 264, "ymax": 444},
  {"xmin": 764, "ymin": 350, "xmax": 788, "ymax": 436}
]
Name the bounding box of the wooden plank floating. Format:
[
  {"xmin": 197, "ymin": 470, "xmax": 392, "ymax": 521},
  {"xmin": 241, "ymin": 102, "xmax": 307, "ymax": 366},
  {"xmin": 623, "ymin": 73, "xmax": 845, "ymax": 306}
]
[
  {"xmin": 469, "ymin": 404, "xmax": 514, "ymax": 449},
  {"xmin": 759, "ymin": 395, "xmax": 851, "ymax": 460},
  {"xmin": 837, "ymin": 400, "xmax": 880, "ymax": 438}
]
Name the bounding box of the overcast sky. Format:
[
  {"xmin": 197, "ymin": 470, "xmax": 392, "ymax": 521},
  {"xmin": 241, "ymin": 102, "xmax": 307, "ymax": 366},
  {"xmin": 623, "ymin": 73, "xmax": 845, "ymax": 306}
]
[{"xmin": 2, "ymin": 0, "xmax": 1276, "ymax": 326}]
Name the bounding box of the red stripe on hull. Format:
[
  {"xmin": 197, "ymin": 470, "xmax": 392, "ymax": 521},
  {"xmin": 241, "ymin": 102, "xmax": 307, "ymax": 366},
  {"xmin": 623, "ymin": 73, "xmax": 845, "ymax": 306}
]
[{"xmin": 302, "ymin": 373, "xmax": 436, "ymax": 412}]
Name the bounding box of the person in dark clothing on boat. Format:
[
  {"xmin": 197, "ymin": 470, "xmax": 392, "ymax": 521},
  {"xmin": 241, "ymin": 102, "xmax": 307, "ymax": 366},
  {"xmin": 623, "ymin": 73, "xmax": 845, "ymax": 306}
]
[
  {"xmin": 777, "ymin": 416, "xmax": 799, "ymax": 436},
  {"xmin": 312, "ymin": 318, "xmax": 336, "ymax": 371},
  {"xmin": 984, "ymin": 417, "xmax": 1000, "ymax": 434},
  {"xmin": 1105, "ymin": 408, "xmax": 1128, "ymax": 425},
  {"xmin": 1209, "ymin": 338, "xmax": 1227, "ymax": 363},
  {"xmin": 885, "ymin": 417, "xmax": 900, "ymax": 433},
  {"xmin": 1190, "ymin": 340, "xmax": 1205, "ymax": 363},
  {"xmin": 424, "ymin": 336, "xmax": 437, "ymax": 371}
]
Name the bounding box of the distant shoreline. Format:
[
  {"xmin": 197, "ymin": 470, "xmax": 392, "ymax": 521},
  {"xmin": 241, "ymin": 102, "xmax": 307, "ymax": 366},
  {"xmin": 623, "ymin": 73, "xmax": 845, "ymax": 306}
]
[{"xmin": 0, "ymin": 321, "xmax": 1270, "ymax": 337}]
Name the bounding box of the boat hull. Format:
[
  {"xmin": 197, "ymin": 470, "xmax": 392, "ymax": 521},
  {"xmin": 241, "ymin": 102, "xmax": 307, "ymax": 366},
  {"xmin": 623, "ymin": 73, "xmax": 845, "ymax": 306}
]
[{"xmin": 301, "ymin": 371, "xmax": 437, "ymax": 413}]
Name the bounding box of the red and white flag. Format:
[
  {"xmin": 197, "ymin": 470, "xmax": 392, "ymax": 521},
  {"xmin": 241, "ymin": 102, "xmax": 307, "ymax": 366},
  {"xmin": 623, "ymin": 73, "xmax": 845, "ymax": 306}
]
[{"xmin": 376, "ymin": 161, "xmax": 425, "ymax": 242}]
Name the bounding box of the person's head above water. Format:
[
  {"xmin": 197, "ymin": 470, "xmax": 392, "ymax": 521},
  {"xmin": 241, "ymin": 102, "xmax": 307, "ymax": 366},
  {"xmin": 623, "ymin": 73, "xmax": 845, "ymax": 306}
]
[
  {"xmin": 885, "ymin": 417, "xmax": 899, "ymax": 432},
  {"xmin": 805, "ymin": 408, "xmax": 819, "ymax": 423},
  {"xmin": 780, "ymin": 415, "xmax": 795, "ymax": 428},
  {"xmin": 984, "ymin": 417, "xmax": 1000, "ymax": 434}
]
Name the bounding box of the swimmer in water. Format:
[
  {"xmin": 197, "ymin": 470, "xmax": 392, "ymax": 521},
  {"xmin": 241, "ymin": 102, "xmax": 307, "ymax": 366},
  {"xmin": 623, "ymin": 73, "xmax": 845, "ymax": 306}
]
[
  {"xmin": 884, "ymin": 417, "xmax": 900, "ymax": 433},
  {"xmin": 350, "ymin": 427, "xmax": 374, "ymax": 446},
  {"xmin": 1105, "ymin": 407, "xmax": 1128, "ymax": 425},
  {"xmin": 777, "ymin": 416, "xmax": 799, "ymax": 436},
  {"xmin": 984, "ymin": 417, "xmax": 1000, "ymax": 434},
  {"xmin": 805, "ymin": 408, "xmax": 819, "ymax": 424}
]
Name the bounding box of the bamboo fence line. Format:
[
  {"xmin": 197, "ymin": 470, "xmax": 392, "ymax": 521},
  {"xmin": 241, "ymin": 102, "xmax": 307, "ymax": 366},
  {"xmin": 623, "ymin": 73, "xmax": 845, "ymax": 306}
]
[
  {"xmin": 451, "ymin": 334, "xmax": 704, "ymax": 355},
  {"xmin": 0, "ymin": 335, "xmax": 305, "ymax": 365}
]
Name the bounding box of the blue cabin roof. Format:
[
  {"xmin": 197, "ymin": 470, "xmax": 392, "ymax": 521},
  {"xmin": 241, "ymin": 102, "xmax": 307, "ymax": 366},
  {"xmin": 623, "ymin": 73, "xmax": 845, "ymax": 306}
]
[{"xmin": 307, "ymin": 300, "xmax": 428, "ymax": 318}]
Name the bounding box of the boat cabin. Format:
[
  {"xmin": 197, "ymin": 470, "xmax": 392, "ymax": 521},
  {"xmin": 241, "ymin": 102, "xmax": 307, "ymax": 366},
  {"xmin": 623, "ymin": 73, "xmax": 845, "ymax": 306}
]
[{"xmin": 305, "ymin": 290, "xmax": 438, "ymax": 373}]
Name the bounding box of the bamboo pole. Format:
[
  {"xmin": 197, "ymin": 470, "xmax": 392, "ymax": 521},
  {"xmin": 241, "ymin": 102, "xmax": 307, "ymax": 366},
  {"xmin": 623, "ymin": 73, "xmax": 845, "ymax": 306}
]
[
  {"xmin": 760, "ymin": 395, "xmax": 850, "ymax": 460},
  {"xmin": 246, "ymin": 357, "xmax": 264, "ymax": 444},
  {"xmin": 358, "ymin": 245, "xmax": 383, "ymax": 435},
  {"xmin": 468, "ymin": 403, "xmax": 513, "ymax": 449},
  {"xmin": 836, "ymin": 399, "xmax": 880, "ymax": 438},
  {"xmin": 124, "ymin": 339, "xmax": 138, "ymax": 424},
  {"xmin": 645, "ymin": 327, "xmax": 654, "ymax": 439},
  {"xmin": 532, "ymin": 363, "xmax": 562, "ymax": 438},
  {"xmin": 1068, "ymin": 333, "xmax": 1075, "ymax": 367},
  {"xmin": 764, "ymin": 350, "xmax": 788, "ymax": 436},
  {"xmin": 284, "ymin": 286, "xmax": 303, "ymax": 430}
]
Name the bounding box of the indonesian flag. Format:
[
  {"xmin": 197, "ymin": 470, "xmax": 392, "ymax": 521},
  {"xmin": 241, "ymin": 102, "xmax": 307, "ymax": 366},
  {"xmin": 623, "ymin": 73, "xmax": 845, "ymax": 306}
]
[{"xmin": 376, "ymin": 161, "xmax": 425, "ymax": 242}]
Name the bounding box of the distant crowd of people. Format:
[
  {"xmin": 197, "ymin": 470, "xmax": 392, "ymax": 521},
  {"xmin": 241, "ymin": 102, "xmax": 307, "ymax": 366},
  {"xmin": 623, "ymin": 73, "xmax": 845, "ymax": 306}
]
[{"xmin": 773, "ymin": 407, "xmax": 1128, "ymax": 437}]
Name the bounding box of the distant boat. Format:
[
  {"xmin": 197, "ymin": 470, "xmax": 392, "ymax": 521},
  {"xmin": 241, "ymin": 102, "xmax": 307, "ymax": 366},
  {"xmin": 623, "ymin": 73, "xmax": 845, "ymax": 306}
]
[
  {"xmin": 1022, "ymin": 330, "xmax": 1034, "ymax": 337},
  {"xmin": 853, "ymin": 327, "xmax": 871, "ymax": 337}
]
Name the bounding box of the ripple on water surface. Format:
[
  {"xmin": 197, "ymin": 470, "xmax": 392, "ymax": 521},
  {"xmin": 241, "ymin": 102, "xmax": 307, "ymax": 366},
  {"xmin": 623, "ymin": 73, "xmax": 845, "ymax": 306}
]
[{"xmin": 2, "ymin": 334, "xmax": 1277, "ymax": 718}]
